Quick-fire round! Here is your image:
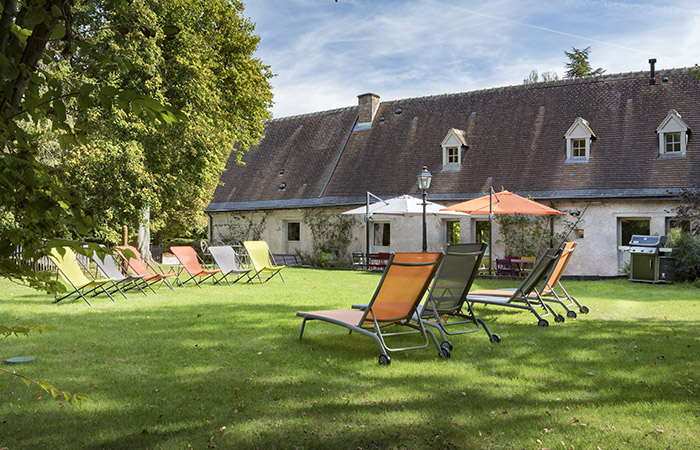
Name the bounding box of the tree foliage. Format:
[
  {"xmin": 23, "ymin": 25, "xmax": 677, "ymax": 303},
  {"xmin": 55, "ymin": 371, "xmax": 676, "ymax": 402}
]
[
  {"xmin": 564, "ymin": 46, "xmax": 605, "ymax": 79},
  {"xmin": 522, "ymin": 69, "xmax": 559, "ymax": 84},
  {"xmin": 496, "ymin": 214, "xmax": 571, "ymax": 257},
  {"xmin": 1, "ymin": 0, "xmax": 271, "ymax": 290},
  {"xmin": 64, "ymin": 0, "xmax": 274, "ymax": 241}
]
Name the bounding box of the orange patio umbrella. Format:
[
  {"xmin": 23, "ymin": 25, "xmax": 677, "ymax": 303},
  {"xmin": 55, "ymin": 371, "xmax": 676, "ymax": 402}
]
[{"xmin": 441, "ymin": 188, "xmax": 564, "ymax": 274}]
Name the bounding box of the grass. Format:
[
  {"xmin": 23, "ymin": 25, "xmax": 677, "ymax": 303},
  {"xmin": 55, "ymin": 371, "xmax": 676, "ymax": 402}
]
[{"xmin": 1, "ymin": 268, "xmax": 699, "ymax": 449}]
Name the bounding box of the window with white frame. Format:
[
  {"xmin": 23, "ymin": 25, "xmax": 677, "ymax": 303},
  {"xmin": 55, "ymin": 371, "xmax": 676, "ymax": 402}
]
[
  {"xmin": 564, "ymin": 117, "xmax": 595, "ymax": 162},
  {"xmin": 441, "ymin": 128, "xmax": 467, "ymax": 170},
  {"xmin": 657, "ymin": 110, "xmax": 689, "ymax": 156},
  {"xmin": 572, "ymin": 138, "xmax": 587, "ymax": 158},
  {"xmin": 446, "ymin": 147, "xmax": 459, "ymax": 164}
]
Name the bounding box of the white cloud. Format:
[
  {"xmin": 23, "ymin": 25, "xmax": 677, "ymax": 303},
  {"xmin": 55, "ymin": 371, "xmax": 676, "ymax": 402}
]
[{"xmin": 244, "ymin": 0, "xmax": 700, "ymax": 117}]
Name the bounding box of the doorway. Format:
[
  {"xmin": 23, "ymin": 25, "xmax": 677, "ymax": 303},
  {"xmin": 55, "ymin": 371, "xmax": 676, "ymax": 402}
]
[
  {"xmin": 618, "ymin": 218, "xmax": 650, "ymax": 272},
  {"xmin": 285, "ymin": 221, "xmax": 300, "ymax": 254}
]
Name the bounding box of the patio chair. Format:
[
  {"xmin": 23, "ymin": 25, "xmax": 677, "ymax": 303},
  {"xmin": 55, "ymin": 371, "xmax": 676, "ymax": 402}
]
[
  {"xmin": 170, "ymin": 246, "xmax": 222, "ymax": 287},
  {"xmin": 467, "ymin": 248, "xmax": 564, "ymax": 327},
  {"xmin": 115, "ymin": 245, "xmax": 175, "ymax": 291},
  {"xmin": 48, "ymin": 246, "xmax": 115, "ymax": 305},
  {"xmin": 91, "ymin": 248, "xmax": 149, "ymax": 296},
  {"xmin": 297, "ymin": 252, "xmax": 446, "ymax": 365},
  {"xmin": 418, "ymin": 243, "xmax": 501, "ymax": 349},
  {"xmin": 243, "ymin": 241, "xmax": 285, "ymax": 284},
  {"xmin": 207, "ymin": 245, "xmax": 253, "ymax": 285}
]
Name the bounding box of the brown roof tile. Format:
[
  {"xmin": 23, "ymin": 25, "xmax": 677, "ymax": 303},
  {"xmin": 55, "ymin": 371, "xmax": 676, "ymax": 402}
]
[{"xmin": 209, "ymin": 69, "xmax": 700, "ymax": 211}]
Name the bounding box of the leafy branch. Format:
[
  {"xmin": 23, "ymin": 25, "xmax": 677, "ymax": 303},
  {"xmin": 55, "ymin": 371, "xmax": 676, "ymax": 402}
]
[
  {"xmin": 1, "ymin": 323, "xmax": 88, "ymax": 407},
  {"xmin": 0, "ymin": 368, "xmax": 88, "ymax": 408}
]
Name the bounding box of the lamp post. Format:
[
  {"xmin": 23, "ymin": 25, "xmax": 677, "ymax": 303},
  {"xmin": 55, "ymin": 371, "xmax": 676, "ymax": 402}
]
[{"xmin": 417, "ymin": 166, "xmax": 432, "ymax": 252}]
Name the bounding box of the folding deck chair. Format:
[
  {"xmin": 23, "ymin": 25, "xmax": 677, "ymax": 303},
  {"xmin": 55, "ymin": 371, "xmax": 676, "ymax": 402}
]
[
  {"xmin": 208, "ymin": 246, "xmax": 253, "ymax": 285},
  {"xmin": 48, "ymin": 246, "xmax": 115, "ymax": 305},
  {"xmin": 115, "ymin": 245, "xmax": 175, "ymax": 291},
  {"xmin": 243, "ymin": 241, "xmax": 285, "ymax": 284},
  {"xmin": 297, "ymin": 252, "xmax": 446, "ymax": 365},
  {"xmin": 417, "ymin": 243, "xmax": 501, "ymax": 348},
  {"xmin": 92, "ymin": 249, "xmax": 149, "ymax": 296},
  {"xmin": 487, "ymin": 242, "xmax": 589, "ymax": 318},
  {"xmin": 170, "ymin": 246, "xmax": 221, "ymax": 287},
  {"xmin": 467, "ymin": 248, "xmax": 564, "ymax": 327}
]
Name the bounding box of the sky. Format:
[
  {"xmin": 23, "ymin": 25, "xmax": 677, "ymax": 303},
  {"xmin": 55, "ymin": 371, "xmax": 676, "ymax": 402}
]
[{"xmin": 243, "ymin": 0, "xmax": 700, "ymax": 118}]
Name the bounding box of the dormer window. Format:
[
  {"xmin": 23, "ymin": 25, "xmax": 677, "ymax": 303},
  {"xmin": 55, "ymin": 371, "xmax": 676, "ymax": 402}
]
[
  {"xmin": 441, "ymin": 128, "xmax": 467, "ymax": 170},
  {"xmin": 657, "ymin": 109, "xmax": 689, "ymax": 157},
  {"xmin": 564, "ymin": 117, "xmax": 595, "ymax": 163}
]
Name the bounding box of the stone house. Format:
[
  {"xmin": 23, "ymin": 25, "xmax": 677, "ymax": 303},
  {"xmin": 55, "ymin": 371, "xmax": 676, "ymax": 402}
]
[{"xmin": 206, "ymin": 64, "xmax": 700, "ymax": 276}]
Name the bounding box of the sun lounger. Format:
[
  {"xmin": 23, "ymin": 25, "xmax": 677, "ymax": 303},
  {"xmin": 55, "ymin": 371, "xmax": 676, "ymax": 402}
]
[
  {"xmin": 208, "ymin": 245, "xmax": 253, "ymax": 284},
  {"xmin": 418, "ymin": 243, "xmax": 501, "ymax": 348},
  {"xmin": 487, "ymin": 242, "xmax": 589, "ymax": 318},
  {"xmin": 170, "ymin": 246, "xmax": 221, "ymax": 287},
  {"xmin": 297, "ymin": 252, "xmax": 445, "ymax": 365},
  {"xmin": 92, "ymin": 248, "xmax": 149, "ymax": 296},
  {"xmin": 115, "ymin": 245, "xmax": 175, "ymax": 291},
  {"xmin": 467, "ymin": 248, "xmax": 564, "ymax": 326},
  {"xmin": 48, "ymin": 246, "xmax": 115, "ymax": 305},
  {"xmin": 243, "ymin": 241, "xmax": 285, "ymax": 284}
]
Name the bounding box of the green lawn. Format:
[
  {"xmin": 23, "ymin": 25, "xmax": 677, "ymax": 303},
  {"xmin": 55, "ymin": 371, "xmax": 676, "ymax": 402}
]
[{"xmin": 1, "ymin": 268, "xmax": 699, "ymax": 449}]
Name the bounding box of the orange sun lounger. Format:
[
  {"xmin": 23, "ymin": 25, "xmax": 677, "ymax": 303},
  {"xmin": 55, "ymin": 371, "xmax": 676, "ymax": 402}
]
[
  {"xmin": 297, "ymin": 252, "xmax": 445, "ymax": 365},
  {"xmin": 115, "ymin": 245, "xmax": 175, "ymax": 291}
]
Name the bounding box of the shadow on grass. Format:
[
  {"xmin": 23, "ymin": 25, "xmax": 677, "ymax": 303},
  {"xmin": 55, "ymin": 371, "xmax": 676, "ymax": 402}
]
[{"xmin": 1, "ymin": 271, "xmax": 699, "ymax": 448}]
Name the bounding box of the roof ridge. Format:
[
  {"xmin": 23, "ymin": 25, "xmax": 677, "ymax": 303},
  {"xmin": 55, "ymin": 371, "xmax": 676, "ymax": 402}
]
[{"xmin": 376, "ymin": 67, "xmax": 695, "ymax": 105}]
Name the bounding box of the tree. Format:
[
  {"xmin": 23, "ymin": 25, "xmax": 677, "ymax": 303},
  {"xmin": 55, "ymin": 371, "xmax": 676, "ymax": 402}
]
[
  {"xmin": 564, "ymin": 46, "xmax": 605, "ymax": 79},
  {"xmin": 1, "ymin": 0, "xmax": 186, "ymax": 291},
  {"xmin": 62, "ymin": 0, "xmax": 273, "ymax": 243},
  {"xmin": 523, "ymin": 70, "xmax": 559, "ymax": 84}
]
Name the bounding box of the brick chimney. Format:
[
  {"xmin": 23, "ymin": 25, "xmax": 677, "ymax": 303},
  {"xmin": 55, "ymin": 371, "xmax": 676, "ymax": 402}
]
[{"xmin": 357, "ymin": 93, "xmax": 380, "ymax": 125}]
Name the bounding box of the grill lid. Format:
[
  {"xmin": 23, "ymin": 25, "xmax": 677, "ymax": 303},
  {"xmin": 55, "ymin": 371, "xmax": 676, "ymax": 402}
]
[{"xmin": 628, "ymin": 235, "xmax": 667, "ymax": 247}]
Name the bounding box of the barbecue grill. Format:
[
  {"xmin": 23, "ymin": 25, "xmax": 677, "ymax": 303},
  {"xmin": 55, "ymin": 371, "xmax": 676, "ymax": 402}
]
[{"xmin": 628, "ymin": 235, "xmax": 675, "ymax": 283}]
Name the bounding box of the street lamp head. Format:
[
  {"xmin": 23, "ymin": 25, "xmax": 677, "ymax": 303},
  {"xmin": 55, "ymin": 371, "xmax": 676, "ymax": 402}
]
[{"xmin": 418, "ymin": 166, "xmax": 432, "ymax": 191}]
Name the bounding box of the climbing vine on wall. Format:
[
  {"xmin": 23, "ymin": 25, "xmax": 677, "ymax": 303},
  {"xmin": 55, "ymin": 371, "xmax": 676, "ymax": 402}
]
[{"xmin": 302, "ymin": 211, "xmax": 357, "ymax": 267}]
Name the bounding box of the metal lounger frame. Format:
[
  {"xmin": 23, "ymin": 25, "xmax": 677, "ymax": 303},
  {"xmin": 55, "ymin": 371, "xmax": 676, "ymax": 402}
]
[
  {"xmin": 467, "ymin": 248, "xmax": 563, "ymax": 327},
  {"xmin": 297, "ymin": 253, "xmax": 445, "ymax": 364},
  {"xmin": 419, "ymin": 243, "xmax": 501, "ymax": 345}
]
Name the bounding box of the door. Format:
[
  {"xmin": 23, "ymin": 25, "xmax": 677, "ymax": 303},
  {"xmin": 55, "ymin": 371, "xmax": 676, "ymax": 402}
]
[
  {"xmin": 371, "ymin": 222, "xmax": 390, "ymax": 252},
  {"xmin": 446, "ymin": 220, "xmax": 461, "ymax": 245},
  {"xmin": 475, "ymin": 219, "xmax": 490, "ymax": 263},
  {"xmin": 618, "ymin": 218, "xmax": 650, "ymax": 273},
  {"xmin": 285, "ymin": 221, "xmax": 300, "ymax": 254}
]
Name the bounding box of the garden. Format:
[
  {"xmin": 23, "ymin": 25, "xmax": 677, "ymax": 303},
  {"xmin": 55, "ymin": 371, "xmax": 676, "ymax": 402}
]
[{"xmin": 1, "ymin": 269, "xmax": 698, "ymax": 449}]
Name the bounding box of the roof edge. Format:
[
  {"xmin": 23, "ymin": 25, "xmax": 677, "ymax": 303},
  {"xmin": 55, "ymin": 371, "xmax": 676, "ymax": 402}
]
[{"xmin": 207, "ymin": 188, "xmax": 685, "ymax": 212}]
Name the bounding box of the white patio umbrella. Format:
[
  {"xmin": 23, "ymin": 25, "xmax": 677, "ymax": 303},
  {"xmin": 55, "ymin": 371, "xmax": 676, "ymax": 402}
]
[
  {"xmin": 342, "ymin": 194, "xmax": 468, "ymax": 260},
  {"xmin": 341, "ymin": 194, "xmax": 469, "ymax": 217}
]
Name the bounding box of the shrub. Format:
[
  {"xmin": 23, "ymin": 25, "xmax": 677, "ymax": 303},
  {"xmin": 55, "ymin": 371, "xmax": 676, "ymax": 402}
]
[{"xmin": 668, "ymin": 230, "xmax": 700, "ymax": 282}]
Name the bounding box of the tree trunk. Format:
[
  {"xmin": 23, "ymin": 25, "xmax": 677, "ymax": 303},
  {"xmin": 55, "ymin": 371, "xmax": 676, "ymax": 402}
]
[{"xmin": 137, "ymin": 206, "xmax": 152, "ymax": 262}]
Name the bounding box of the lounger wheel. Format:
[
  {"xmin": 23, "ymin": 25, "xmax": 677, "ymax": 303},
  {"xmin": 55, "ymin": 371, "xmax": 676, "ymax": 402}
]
[
  {"xmin": 489, "ymin": 333, "xmax": 501, "ymax": 343},
  {"xmin": 555, "ymin": 314, "xmax": 565, "ymax": 323},
  {"xmin": 566, "ymin": 310, "xmax": 577, "ymax": 319},
  {"xmin": 438, "ymin": 346, "xmax": 451, "ymax": 359},
  {"xmin": 579, "ymin": 305, "xmax": 590, "ymax": 314},
  {"xmin": 378, "ymin": 354, "xmax": 391, "ymax": 366},
  {"xmin": 441, "ymin": 341, "xmax": 453, "ymax": 352},
  {"xmin": 537, "ymin": 319, "xmax": 549, "ymax": 327}
]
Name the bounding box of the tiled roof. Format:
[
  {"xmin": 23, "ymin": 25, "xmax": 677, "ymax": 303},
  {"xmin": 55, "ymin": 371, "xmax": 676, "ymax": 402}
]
[{"xmin": 208, "ymin": 68, "xmax": 700, "ymax": 212}]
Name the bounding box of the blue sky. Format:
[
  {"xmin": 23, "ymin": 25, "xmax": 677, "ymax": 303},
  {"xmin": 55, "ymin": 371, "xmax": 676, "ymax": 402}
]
[{"xmin": 244, "ymin": 0, "xmax": 700, "ymax": 118}]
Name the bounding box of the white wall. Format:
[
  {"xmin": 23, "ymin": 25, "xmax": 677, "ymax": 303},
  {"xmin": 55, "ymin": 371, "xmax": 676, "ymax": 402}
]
[{"xmin": 209, "ymin": 199, "xmax": 681, "ymax": 276}]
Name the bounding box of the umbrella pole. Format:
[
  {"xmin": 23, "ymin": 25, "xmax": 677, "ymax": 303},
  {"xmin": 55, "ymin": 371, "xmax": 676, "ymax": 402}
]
[
  {"xmin": 365, "ymin": 192, "xmax": 370, "ymax": 270},
  {"xmin": 488, "ymin": 188, "xmax": 493, "ymax": 275}
]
